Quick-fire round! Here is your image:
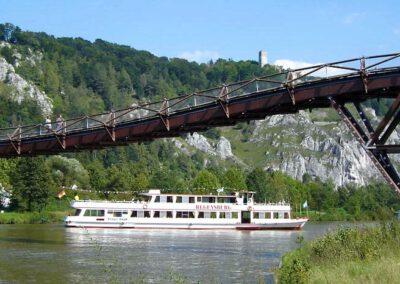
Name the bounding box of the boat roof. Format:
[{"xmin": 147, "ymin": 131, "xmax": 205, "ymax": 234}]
[{"xmin": 140, "ymin": 189, "xmax": 256, "ymax": 197}]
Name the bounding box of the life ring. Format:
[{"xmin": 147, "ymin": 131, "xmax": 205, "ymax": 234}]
[
  {"xmin": 247, "ymin": 206, "xmax": 252, "ymax": 211},
  {"xmin": 143, "ymin": 203, "xmax": 148, "ymax": 209}
]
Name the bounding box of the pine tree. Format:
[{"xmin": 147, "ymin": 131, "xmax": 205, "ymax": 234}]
[{"xmin": 10, "ymin": 157, "xmax": 53, "ymax": 211}]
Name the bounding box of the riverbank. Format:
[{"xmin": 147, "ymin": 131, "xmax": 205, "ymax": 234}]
[
  {"xmin": 0, "ymin": 211, "xmax": 66, "ymax": 224},
  {"xmin": 276, "ymin": 221, "xmax": 400, "ymax": 283}
]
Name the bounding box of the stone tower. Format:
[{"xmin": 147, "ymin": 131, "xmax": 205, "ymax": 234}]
[{"xmin": 259, "ymin": 50, "xmax": 268, "ymax": 67}]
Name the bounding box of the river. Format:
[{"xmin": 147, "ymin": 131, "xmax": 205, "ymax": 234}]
[{"xmin": 0, "ymin": 222, "xmax": 364, "ymax": 283}]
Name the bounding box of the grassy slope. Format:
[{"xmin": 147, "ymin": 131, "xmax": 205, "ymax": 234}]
[
  {"xmin": 309, "ymin": 251, "xmax": 400, "ymax": 284},
  {"xmin": 277, "ymin": 222, "xmax": 400, "ymax": 283}
]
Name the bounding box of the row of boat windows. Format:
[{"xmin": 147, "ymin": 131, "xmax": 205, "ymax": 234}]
[
  {"xmin": 154, "ymin": 196, "xmax": 236, "ymax": 204},
  {"xmin": 131, "ymin": 211, "xmax": 239, "ymax": 219},
  {"xmin": 79, "ymin": 209, "xmax": 290, "ymax": 219}
]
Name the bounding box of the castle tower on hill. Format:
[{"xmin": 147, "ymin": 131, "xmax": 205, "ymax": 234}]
[{"xmin": 259, "ymin": 50, "xmax": 268, "ymax": 67}]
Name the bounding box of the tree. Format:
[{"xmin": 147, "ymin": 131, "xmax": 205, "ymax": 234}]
[
  {"xmin": 246, "ymin": 167, "xmax": 268, "ymax": 202},
  {"xmin": 150, "ymin": 168, "xmax": 184, "ymax": 190},
  {"xmin": 132, "ymin": 173, "xmax": 150, "ymax": 192},
  {"xmin": 192, "ymin": 170, "xmax": 220, "ymax": 194},
  {"xmin": 10, "ymin": 157, "xmax": 54, "ymax": 211},
  {"xmin": 46, "ymin": 155, "xmax": 90, "ymax": 189},
  {"xmin": 222, "ymin": 167, "xmax": 247, "ymax": 190},
  {"xmin": 86, "ymin": 160, "xmax": 109, "ymax": 192}
]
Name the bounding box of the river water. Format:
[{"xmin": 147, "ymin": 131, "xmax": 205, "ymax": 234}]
[{"xmin": 0, "ymin": 222, "xmax": 362, "ymax": 283}]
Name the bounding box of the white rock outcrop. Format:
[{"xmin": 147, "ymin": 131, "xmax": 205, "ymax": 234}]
[
  {"xmin": 185, "ymin": 133, "xmax": 234, "ymax": 160},
  {"xmin": 0, "ymin": 56, "xmax": 52, "ymax": 116},
  {"xmin": 255, "ymin": 110, "xmax": 382, "ymax": 187}
]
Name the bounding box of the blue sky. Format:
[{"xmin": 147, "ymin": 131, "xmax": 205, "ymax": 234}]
[{"xmin": 1, "ymin": 0, "xmax": 399, "ymax": 68}]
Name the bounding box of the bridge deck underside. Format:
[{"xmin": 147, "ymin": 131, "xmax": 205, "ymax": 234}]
[{"xmin": 1, "ymin": 69, "xmax": 399, "ymax": 157}]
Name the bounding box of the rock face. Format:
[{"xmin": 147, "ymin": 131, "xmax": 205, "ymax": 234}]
[
  {"xmin": 185, "ymin": 133, "xmax": 233, "ymax": 160},
  {"xmin": 254, "ymin": 110, "xmax": 380, "ymax": 187},
  {"xmin": 216, "ymin": 137, "xmax": 233, "ymax": 159},
  {"xmin": 0, "ymin": 55, "xmax": 52, "ymax": 116},
  {"xmin": 180, "ymin": 109, "xmax": 394, "ymax": 187}
]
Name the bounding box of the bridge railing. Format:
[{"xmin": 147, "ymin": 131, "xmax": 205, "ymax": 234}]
[{"xmin": 1, "ymin": 52, "xmax": 400, "ymax": 142}]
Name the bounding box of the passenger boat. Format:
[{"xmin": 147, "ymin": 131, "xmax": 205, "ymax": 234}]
[{"xmin": 64, "ymin": 190, "xmax": 308, "ymax": 230}]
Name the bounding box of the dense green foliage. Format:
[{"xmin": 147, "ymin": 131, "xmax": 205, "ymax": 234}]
[
  {"xmin": 277, "ymin": 222, "xmax": 400, "ymax": 283},
  {"xmin": 0, "ymin": 23, "xmax": 399, "ymax": 220},
  {"xmin": 10, "ymin": 157, "xmax": 55, "ymax": 211}
]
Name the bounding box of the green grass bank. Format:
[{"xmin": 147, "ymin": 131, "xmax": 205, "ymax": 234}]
[
  {"xmin": 0, "ymin": 211, "xmax": 66, "ymax": 224},
  {"xmin": 277, "ymin": 221, "xmax": 400, "ymax": 283}
]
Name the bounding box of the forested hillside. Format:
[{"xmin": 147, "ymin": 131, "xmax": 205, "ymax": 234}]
[{"xmin": 0, "ymin": 23, "xmax": 399, "ymax": 219}]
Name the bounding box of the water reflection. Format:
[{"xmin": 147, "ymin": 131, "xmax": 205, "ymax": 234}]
[{"xmin": 0, "ymin": 222, "xmax": 367, "ymax": 283}]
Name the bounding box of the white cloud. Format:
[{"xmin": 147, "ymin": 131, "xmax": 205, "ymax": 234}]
[
  {"xmin": 178, "ymin": 50, "xmax": 220, "ymax": 63},
  {"xmin": 273, "ymin": 59, "xmax": 350, "ymax": 77}
]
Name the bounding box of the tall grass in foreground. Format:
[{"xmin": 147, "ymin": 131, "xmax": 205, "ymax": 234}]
[{"xmin": 277, "ymin": 221, "xmax": 400, "ymax": 283}]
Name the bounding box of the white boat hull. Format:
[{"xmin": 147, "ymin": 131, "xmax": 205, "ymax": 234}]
[
  {"xmin": 65, "ymin": 190, "xmax": 308, "ymax": 230},
  {"xmin": 64, "ymin": 218, "xmax": 308, "ymax": 230}
]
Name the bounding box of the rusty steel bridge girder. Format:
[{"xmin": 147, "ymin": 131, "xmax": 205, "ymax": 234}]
[{"xmin": 1, "ymin": 53, "xmax": 400, "ymax": 192}]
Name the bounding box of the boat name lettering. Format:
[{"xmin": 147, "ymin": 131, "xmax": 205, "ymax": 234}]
[{"xmin": 195, "ymin": 205, "xmax": 231, "ymax": 210}]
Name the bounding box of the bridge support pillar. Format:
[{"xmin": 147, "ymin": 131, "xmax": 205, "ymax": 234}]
[
  {"xmin": 8, "ymin": 126, "xmax": 21, "ymax": 155},
  {"xmin": 331, "ymin": 98, "xmax": 400, "ymax": 194},
  {"xmin": 160, "ymin": 98, "xmax": 170, "ymax": 131},
  {"xmin": 218, "ymin": 85, "xmax": 230, "ymax": 118}
]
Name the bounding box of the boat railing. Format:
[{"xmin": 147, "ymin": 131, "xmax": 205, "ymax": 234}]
[
  {"xmin": 253, "ymin": 201, "xmax": 291, "ymax": 206},
  {"xmin": 71, "ymin": 199, "xmax": 143, "ymax": 204}
]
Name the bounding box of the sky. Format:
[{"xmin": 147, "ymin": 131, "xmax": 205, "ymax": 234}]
[{"xmin": 0, "ymin": 0, "xmax": 399, "ymax": 69}]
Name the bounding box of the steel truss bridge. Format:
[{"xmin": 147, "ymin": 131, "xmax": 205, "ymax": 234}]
[{"xmin": 1, "ymin": 53, "xmax": 400, "ymax": 192}]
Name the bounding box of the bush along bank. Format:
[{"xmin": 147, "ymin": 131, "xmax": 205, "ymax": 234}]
[{"xmin": 277, "ymin": 221, "xmax": 400, "ymax": 284}]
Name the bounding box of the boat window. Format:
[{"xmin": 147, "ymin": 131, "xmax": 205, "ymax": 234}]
[
  {"xmin": 201, "ymin": 197, "xmax": 216, "ymax": 203},
  {"xmin": 153, "ymin": 211, "xmax": 160, "ymax": 218},
  {"xmin": 84, "ymin": 210, "xmax": 104, "ymax": 217},
  {"xmin": 258, "ymin": 212, "xmax": 265, "ymax": 219},
  {"xmin": 167, "ymin": 196, "xmax": 173, "ymax": 203},
  {"xmin": 232, "ymin": 212, "xmax": 238, "ymax": 219},
  {"xmin": 253, "ymin": 212, "xmax": 259, "ymax": 219},
  {"xmin": 189, "ymin": 197, "xmax": 195, "ymax": 203},
  {"xmin": 137, "ymin": 211, "xmax": 144, "ymax": 218},
  {"xmin": 74, "ymin": 209, "xmax": 82, "ymax": 216},
  {"xmin": 210, "ymin": 212, "xmax": 217, "ymax": 219},
  {"xmin": 182, "ymin": 196, "xmax": 189, "ymax": 203},
  {"xmin": 176, "ymin": 196, "xmax": 182, "ymax": 203},
  {"xmin": 131, "ymin": 211, "xmax": 137, "ymax": 218},
  {"xmin": 219, "ymin": 212, "xmax": 226, "ymax": 219},
  {"xmin": 228, "ymin": 197, "xmax": 236, "ymax": 203},
  {"xmin": 265, "ymin": 212, "xmax": 271, "ymax": 219},
  {"xmin": 166, "ymin": 211, "xmax": 173, "ymax": 218},
  {"xmin": 284, "ymin": 212, "xmax": 289, "ymax": 219},
  {"xmin": 107, "ymin": 210, "xmax": 127, "ymax": 217},
  {"xmin": 160, "ymin": 211, "xmax": 166, "ymax": 218},
  {"xmin": 217, "ymin": 197, "xmax": 224, "ymax": 203},
  {"xmin": 154, "ymin": 196, "xmax": 160, "ymax": 203},
  {"xmin": 198, "ymin": 212, "xmax": 204, "ymax": 218},
  {"xmin": 144, "ymin": 211, "xmax": 151, "ymax": 218},
  {"xmin": 197, "ymin": 197, "xmax": 201, "ymax": 202},
  {"xmin": 204, "ymin": 212, "xmax": 210, "ymax": 218},
  {"xmin": 176, "ymin": 211, "xmax": 194, "ymax": 218},
  {"xmin": 273, "ymin": 212, "xmax": 279, "ymax": 219},
  {"xmin": 160, "ymin": 196, "xmax": 167, "ymax": 203}
]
